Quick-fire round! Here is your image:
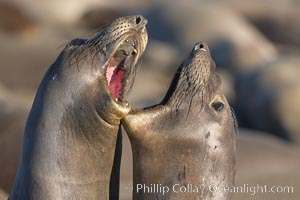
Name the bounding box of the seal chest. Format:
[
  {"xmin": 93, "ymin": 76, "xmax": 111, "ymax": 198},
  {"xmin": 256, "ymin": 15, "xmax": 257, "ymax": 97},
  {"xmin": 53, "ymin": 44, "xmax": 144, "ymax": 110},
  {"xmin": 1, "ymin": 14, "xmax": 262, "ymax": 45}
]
[{"xmin": 122, "ymin": 42, "xmax": 237, "ymax": 200}]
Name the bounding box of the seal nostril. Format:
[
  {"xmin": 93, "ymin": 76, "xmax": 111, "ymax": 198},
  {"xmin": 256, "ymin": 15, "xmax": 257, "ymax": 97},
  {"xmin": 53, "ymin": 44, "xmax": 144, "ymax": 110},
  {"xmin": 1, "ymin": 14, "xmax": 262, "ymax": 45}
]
[
  {"xmin": 194, "ymin": 42, "xmax": 206, "ymax": 51},
  {"xmin": 135, "ymin": 16, "xmax": 141, "ymax": 24}
]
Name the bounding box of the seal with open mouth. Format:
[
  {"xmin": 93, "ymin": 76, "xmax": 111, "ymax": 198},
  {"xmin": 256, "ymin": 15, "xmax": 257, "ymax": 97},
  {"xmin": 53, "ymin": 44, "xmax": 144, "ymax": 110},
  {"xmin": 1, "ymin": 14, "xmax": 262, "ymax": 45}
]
[
  {"xmin": 9, "ymin": 15, "xmax": 148, "ymax": 200},
  {"xmin": 122, "ymin": 42, "xmax": 237, "ymax": 200}
]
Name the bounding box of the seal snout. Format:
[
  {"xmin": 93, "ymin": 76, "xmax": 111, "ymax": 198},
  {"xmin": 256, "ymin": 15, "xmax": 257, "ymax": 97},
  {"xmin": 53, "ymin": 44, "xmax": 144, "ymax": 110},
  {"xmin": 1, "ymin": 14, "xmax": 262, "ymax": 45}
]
[
  {"xmin": 133, "ymin": 15, "xmax": 148, "ymax": 27},
  {"xmin": 193, "ymin": 42, "xmax": 209, "ymax": 52},
  {"xmin": 168, "ymin": 42, "xmax": 220, "ymax": 110},
  {"xmin": 134, "ymin": 16, "xmax": 148, "ymax": 51}
]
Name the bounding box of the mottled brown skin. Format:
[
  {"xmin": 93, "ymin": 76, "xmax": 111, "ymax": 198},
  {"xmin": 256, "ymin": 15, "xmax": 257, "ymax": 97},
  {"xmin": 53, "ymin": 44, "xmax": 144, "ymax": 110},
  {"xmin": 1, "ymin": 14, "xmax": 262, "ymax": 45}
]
[
  {"xmin": 122, "ymin": 43, "xmax": 237, "ymax": 200},
  {"xmin": 9, "ymin": 16, "xmax": 148, "ymax": 200}
]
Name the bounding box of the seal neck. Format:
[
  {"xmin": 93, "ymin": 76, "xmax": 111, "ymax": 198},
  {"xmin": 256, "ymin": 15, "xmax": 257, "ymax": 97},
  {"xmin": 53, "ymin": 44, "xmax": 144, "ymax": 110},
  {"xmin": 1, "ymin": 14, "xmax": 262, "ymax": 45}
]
[{"xmin": 10, "ymin": 54, "xmax": 119, "ymax": 200}]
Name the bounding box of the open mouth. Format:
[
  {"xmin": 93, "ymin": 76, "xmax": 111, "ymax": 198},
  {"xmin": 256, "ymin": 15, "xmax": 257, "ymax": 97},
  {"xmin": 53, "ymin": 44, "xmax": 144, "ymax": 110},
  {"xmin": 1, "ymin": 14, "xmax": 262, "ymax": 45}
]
[{"xmin": 105, "ymin": 38, "xmax": 138, "ymax": 102}]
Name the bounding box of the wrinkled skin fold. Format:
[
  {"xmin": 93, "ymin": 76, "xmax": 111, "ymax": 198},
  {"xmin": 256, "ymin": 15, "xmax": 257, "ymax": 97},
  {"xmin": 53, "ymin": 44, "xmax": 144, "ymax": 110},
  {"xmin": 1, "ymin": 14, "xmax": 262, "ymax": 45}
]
[{"xmin": 9, "ymin": 15, "xmax": 148, "ymax": 200}]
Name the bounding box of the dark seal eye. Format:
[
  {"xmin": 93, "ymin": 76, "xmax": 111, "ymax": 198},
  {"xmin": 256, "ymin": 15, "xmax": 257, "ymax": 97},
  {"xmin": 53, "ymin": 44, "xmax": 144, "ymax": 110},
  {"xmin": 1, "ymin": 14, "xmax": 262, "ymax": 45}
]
[{"xmin": 212, "ymin": 102, "xmax": 224, "ymax": 112}]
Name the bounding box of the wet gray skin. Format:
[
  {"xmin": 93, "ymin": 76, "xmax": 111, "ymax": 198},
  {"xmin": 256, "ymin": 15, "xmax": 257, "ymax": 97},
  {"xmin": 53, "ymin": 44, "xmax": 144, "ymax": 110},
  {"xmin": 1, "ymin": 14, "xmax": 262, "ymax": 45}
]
[
  {"xmin": 122, "ymin": 42, "xmax": 237, "ymax": 200},
  {"xmin": 9, "ymin": 15, "xmax": 148, "ymax": 200}
]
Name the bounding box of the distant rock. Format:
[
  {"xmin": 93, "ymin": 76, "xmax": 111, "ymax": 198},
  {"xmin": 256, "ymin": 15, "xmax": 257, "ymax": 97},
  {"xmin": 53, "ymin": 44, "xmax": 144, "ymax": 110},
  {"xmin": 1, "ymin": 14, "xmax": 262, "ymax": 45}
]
[
  {"xmin": 145, "ymin": 2, "xmax": 278, "ymax": 72},
  {"xmin": 0, "ymin": 27, "xmax": 67, "ymax": 91},
  {"xmin": 217, "ymin": 69, "xmax": 235, "ymax": 101},
  {"xmin": 234, "ymin": 55, "xmax": 300, "ymax": 142},
  {"xmin": 225, "ymin": 0, "xmax": 300, "ymax": 46},
  {"xmin": 143, "ymin": 40, "xmax": 181, "ymax": 72},
  {"xmin": 0, "ymin": 2, "xmax": 35, "ymax": 35},
  {"xmin": 0, "ymin": 84, "xmax": 29, "ymax": 193},
  {"xmin": 7, "ymin": 0, "xmax": 149, "ymax": 25},
  {"xmin": 236, "ymin": 129, "xmax": 300, "ymax": 200},
  {"xmin": 80, "ymin": 8, "xmax": 128, "ymax": 30}
]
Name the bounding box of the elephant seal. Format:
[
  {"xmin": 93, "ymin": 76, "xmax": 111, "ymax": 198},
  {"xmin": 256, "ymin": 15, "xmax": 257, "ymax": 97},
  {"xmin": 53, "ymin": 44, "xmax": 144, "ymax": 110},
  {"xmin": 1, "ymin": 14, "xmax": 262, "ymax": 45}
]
[
  {"xmin": 122, "ymin": 42, "xmax": 237, "ymax": 200},
  {"xmin": 9, "ymin": 15, "xmax": 148, "ymax": 200}
]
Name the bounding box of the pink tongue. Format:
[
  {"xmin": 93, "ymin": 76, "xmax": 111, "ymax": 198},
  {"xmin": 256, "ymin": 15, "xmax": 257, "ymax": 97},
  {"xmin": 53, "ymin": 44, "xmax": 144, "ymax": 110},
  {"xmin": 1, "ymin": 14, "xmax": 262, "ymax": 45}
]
[
  {"xmin": 106, "ymin": 65, "xmax": 125, "ymax": 99},
  {"xmin": 106, "ymin": 65, "xmax": 117, "ymax": 83}
]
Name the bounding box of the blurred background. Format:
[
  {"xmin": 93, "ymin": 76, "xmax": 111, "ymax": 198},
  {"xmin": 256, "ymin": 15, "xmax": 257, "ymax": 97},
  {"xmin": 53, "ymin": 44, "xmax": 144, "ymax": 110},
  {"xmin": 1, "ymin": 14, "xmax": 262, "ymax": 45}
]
[{"xmin": 0, "ymin": 0, "xmax": 300, "ymax": 199}]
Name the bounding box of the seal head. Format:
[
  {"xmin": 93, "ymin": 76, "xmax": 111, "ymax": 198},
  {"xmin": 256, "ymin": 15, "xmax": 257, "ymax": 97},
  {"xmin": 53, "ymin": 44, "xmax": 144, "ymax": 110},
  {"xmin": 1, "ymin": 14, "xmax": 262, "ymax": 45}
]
[
  {"xmin": 122, "ymin": 42, "xmax": 237, "ymax": 200},
  {"xmin": 67, "ymin": 15, "xmax": 148, "ymax": 125}
]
